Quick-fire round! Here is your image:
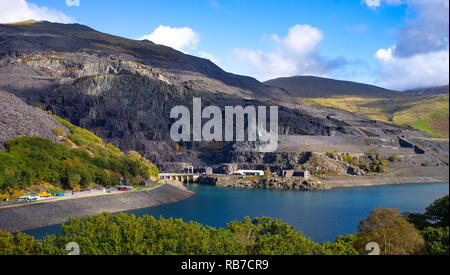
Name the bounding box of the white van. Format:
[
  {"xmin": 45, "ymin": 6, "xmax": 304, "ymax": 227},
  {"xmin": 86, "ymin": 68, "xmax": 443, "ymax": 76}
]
[{"xmin": 17, "ymin": 195, "xmax": 38, "ymax": 203}]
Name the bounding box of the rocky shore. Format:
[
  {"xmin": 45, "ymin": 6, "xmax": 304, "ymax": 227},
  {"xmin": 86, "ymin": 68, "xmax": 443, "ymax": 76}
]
[
  {"xmin": 322, "ymin": 166, "xmax": 449, "ymax": 188},
  {"xmin": 196, "ymin": 165, "xmax": 449, "ymax": 191},
  {"xmin": 197, "ymin": 175, "xmax": 328, "ymax": 190},
  {"xmin": 0, "ymin": 182, "xmax": 194, "ymax": 233}
]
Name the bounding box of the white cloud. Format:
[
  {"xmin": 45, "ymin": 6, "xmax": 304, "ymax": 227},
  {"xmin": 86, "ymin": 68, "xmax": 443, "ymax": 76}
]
[
  {"xmin": 369, "ymin": 0, "xmax": 449, "ymax": 90},
  {"xmin": 0, "ymin": 0, "xmax": 74, "ymax": 23},
  {"xmin": 364, "ymin": 0, "xmax": 381, "ymax": 7},
  {"xmin": 374, "ymin": 46, "xmax": 449, "ymax": 90},
  {"xmin": 363, "ymin": 0, "xmax": 403, "ymax": 8},
  {"xmin": 140, "ymin": 25, "xmax": 199, "ymax": 52},
  {"xmin": 65, "ymin": 0, "xmax": 80, "ymax": 7},
  {"xmin": 231, "ymin": 24, "xmax": 334, "ymax": 81}
]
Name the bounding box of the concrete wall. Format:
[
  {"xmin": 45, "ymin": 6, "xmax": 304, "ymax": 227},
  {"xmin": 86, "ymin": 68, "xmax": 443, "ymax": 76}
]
[{"xmin": 0, "ymin": 184, "xmax": 194, "ymax": 233}]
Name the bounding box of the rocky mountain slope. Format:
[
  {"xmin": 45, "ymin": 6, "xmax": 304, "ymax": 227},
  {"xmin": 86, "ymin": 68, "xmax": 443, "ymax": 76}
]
[
  {"xmin": 0, "ymin": 20, "xmax": 295, "ymax": 104},
  {"xmin": 0, "ymin": 91, "xmax": 68, "ymax": 150},
  {"xmin": 0, "ymin": 21, "xmax": 447, "ymax": 173}
]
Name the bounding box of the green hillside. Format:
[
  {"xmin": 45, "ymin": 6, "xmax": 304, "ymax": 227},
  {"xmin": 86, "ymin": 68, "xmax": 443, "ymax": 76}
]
[
  {"xmin": 0, "ymin": 115, "xmax": 158, "ymax": 198},
  {"xmin": 266, "ymin": 76, "xmax": 449, "ymax": 138}
]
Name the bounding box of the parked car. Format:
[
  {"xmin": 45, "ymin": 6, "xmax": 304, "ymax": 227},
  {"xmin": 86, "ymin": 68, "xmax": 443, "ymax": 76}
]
[
  {"xmin": 17, "ymin": 195, "xmax": 39, "ymax": 203},
  {"xmin": 36, "ymin": 192, "xmax": 53, "ymax": 198},
  {"xmin": 117, "ymin": 186, "xmax": 133, "ymax": 191}
]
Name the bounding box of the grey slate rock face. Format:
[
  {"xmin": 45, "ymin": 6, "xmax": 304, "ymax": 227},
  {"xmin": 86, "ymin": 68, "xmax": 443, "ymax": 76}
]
[
  {"xmin": 0, "ymin": 91, "xmax": 68, "ymax": 150},
  {"xmin": 0, "ymin": 21, "xmax": 437, "ymax": 166}
]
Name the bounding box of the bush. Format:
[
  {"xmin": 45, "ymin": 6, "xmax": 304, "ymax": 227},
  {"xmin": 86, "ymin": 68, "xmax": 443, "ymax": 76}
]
[
  {"xmin": 421, "ymin": 227, "xmax": 449, "ymax": 255},
  {"xmin": 52, "ymin": 127, "xmax": 65, "ymax": 136},
  {"xmin": 326, "ymin": 151, "xmax": 336, "ymax": 159},
  {"xmin": 408, "ymin": 195, "xmax": 449, "ymax": 255},
  {"xmin": 388, "ymin": 154, "xmax": 398, "ymax": 162},
  {"xmin": 359, "ymin": 160, "xmax": 370, "ymax": 171},
  {"xmin": 0, "ymin": 214, "xmax": 335, "ymax": 255},
  {"xmin": 0, "ymin": 116, "xmax": 158, "ymax": 195}
]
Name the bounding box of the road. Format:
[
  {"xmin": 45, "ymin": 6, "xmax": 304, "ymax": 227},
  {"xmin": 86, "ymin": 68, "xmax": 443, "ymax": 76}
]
[{"xmin": 0, "ymin": 183, "xmax": 166, "ymax": 210}]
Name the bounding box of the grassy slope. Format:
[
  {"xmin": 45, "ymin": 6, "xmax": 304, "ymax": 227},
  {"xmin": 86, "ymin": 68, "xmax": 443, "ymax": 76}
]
[
  {"xmin": 0, "ymin": 114, "xmax": 158, "ymax": 198},
  {"xmin": 266, "ymin": 76, "xmax": 449, "ymax": 138},
  {"xmin": 300, "ymin": 94, "xmax": 449, "ymax": 138},
  {"xmin": 392, "ymin": 93, "xmax": 449, "ymax": 137}
]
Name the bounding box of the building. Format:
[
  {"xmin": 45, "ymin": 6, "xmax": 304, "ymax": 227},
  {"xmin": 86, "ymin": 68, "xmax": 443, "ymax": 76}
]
[
  {"xmin": 193, "ymin": 166, "xmax": 213, "ymax": 175},
  {"xmin": 282, "ymin": 170, "xmax": 294, "ymax": 177},
  {"xmin": 282, "ymin": 170, "xmax": 311, "ymax": 179},
  {"xmin": 233, "ymin": 170, "xmax": 265, "ymax": 176},
  {"xmin": 203, "ymin": 167, "xmax": 213, "ymax": 175}
]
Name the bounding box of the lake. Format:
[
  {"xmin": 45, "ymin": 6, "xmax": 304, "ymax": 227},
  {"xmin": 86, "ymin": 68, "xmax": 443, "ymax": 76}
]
[{"xmin": 24, "ymin": 182, "xmax": 449, "ymax": 243}]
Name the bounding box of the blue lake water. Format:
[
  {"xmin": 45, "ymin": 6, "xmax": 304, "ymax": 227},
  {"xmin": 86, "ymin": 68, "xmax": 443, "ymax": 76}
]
[{"xmin": 24, "ymin": 182, "xmax": 449, "ymax": 243}]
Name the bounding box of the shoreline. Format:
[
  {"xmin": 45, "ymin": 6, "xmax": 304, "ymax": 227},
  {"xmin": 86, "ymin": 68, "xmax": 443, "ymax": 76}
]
[
  {"xmin": 0, "ymin": 182, "xmax": 194, "ymax": 233},
  {"xmin": 321, "ymin": 166, "xmax": 449, "ymax": 189},
  {"xmin": 321, "ymin": 177, "xmax": 448, "ymax": 189},
  {"xmin": 199, "ymin": 166, "xmax": 449, "ymax": 191},
  {"xmin": 215, "ymin": 177, "xmax": 449, "ymax": 191}
]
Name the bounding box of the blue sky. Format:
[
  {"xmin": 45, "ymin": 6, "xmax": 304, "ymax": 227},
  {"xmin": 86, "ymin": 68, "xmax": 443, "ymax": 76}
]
[{"xmin": 1, "ymin": 0, "xmax": 448, "ymax": 90}]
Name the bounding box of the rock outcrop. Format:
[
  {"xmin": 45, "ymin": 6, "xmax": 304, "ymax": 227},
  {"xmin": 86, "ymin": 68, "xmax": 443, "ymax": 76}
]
[
  {"xmin": 197, "ymin": 175, "xmax": 328, "ymax": 191},
  {"xmin": 0, "ymin": 91, "xmax": 68, "ymax": 150}
]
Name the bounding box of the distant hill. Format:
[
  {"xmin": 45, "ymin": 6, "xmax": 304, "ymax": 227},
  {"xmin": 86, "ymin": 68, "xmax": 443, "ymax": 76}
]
[
  {"xmin": 406, "ymin": 85, "xmax": 449, "ymax": 95},
  {"xmin": 265, "ymin": 76, "xmax": 403, "ymax": 98},
  {"xmin": 265, "ymin": 76, "xmax": 449, "ymax": 138}
]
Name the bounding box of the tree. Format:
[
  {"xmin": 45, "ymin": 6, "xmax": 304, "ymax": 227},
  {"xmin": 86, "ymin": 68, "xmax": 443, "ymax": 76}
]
[
  {"xmin": 354, "ymin": 208, "xmax": 425, "ymax": 255},
  {"xmin": 322, "ymin": 235, "xmax": 358, "ymax": 255},
  {"xmin": 407, "ymin": 212, "xmax": 431, "ymax": 230},
  {"xmin": 408, "ymin": 195, "xmax": 449, "ymax": 229},
  {"xmin": 424, "ymin": 195, "xmax": 448, "ymax": 227},
  {"xmin": 407, "ymin": 195, "xmax": 449, "ymax": 255},
  {"xmin": 420, "ymin": 227, "xmax": 449, "ymax": 255}
]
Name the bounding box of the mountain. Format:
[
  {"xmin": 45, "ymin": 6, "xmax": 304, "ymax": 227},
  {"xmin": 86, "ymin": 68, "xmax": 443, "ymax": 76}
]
[
  {"xmin": 265, "ymin": 76, "xmax": 449, "ymax": 138},
  {"xmin": 406, "ymin": 85, "xmax": 449, "ymax": 95},
  {"xmin": 0, "ymin": 20, "xmax": 295, "ymax": 104},
  {"xmin": 265, "ymin": 75, "xmax": 403, "ymax": 98},
  {"xmin": 0, "ymin": 21, "xmax": 446, "ymax": 171}
]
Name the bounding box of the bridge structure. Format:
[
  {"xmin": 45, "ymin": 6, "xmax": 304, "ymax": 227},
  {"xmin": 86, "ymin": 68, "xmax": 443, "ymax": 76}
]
[{"xmin": 159, "ymin": 173, "xmax": 200, "ymax": 183}]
